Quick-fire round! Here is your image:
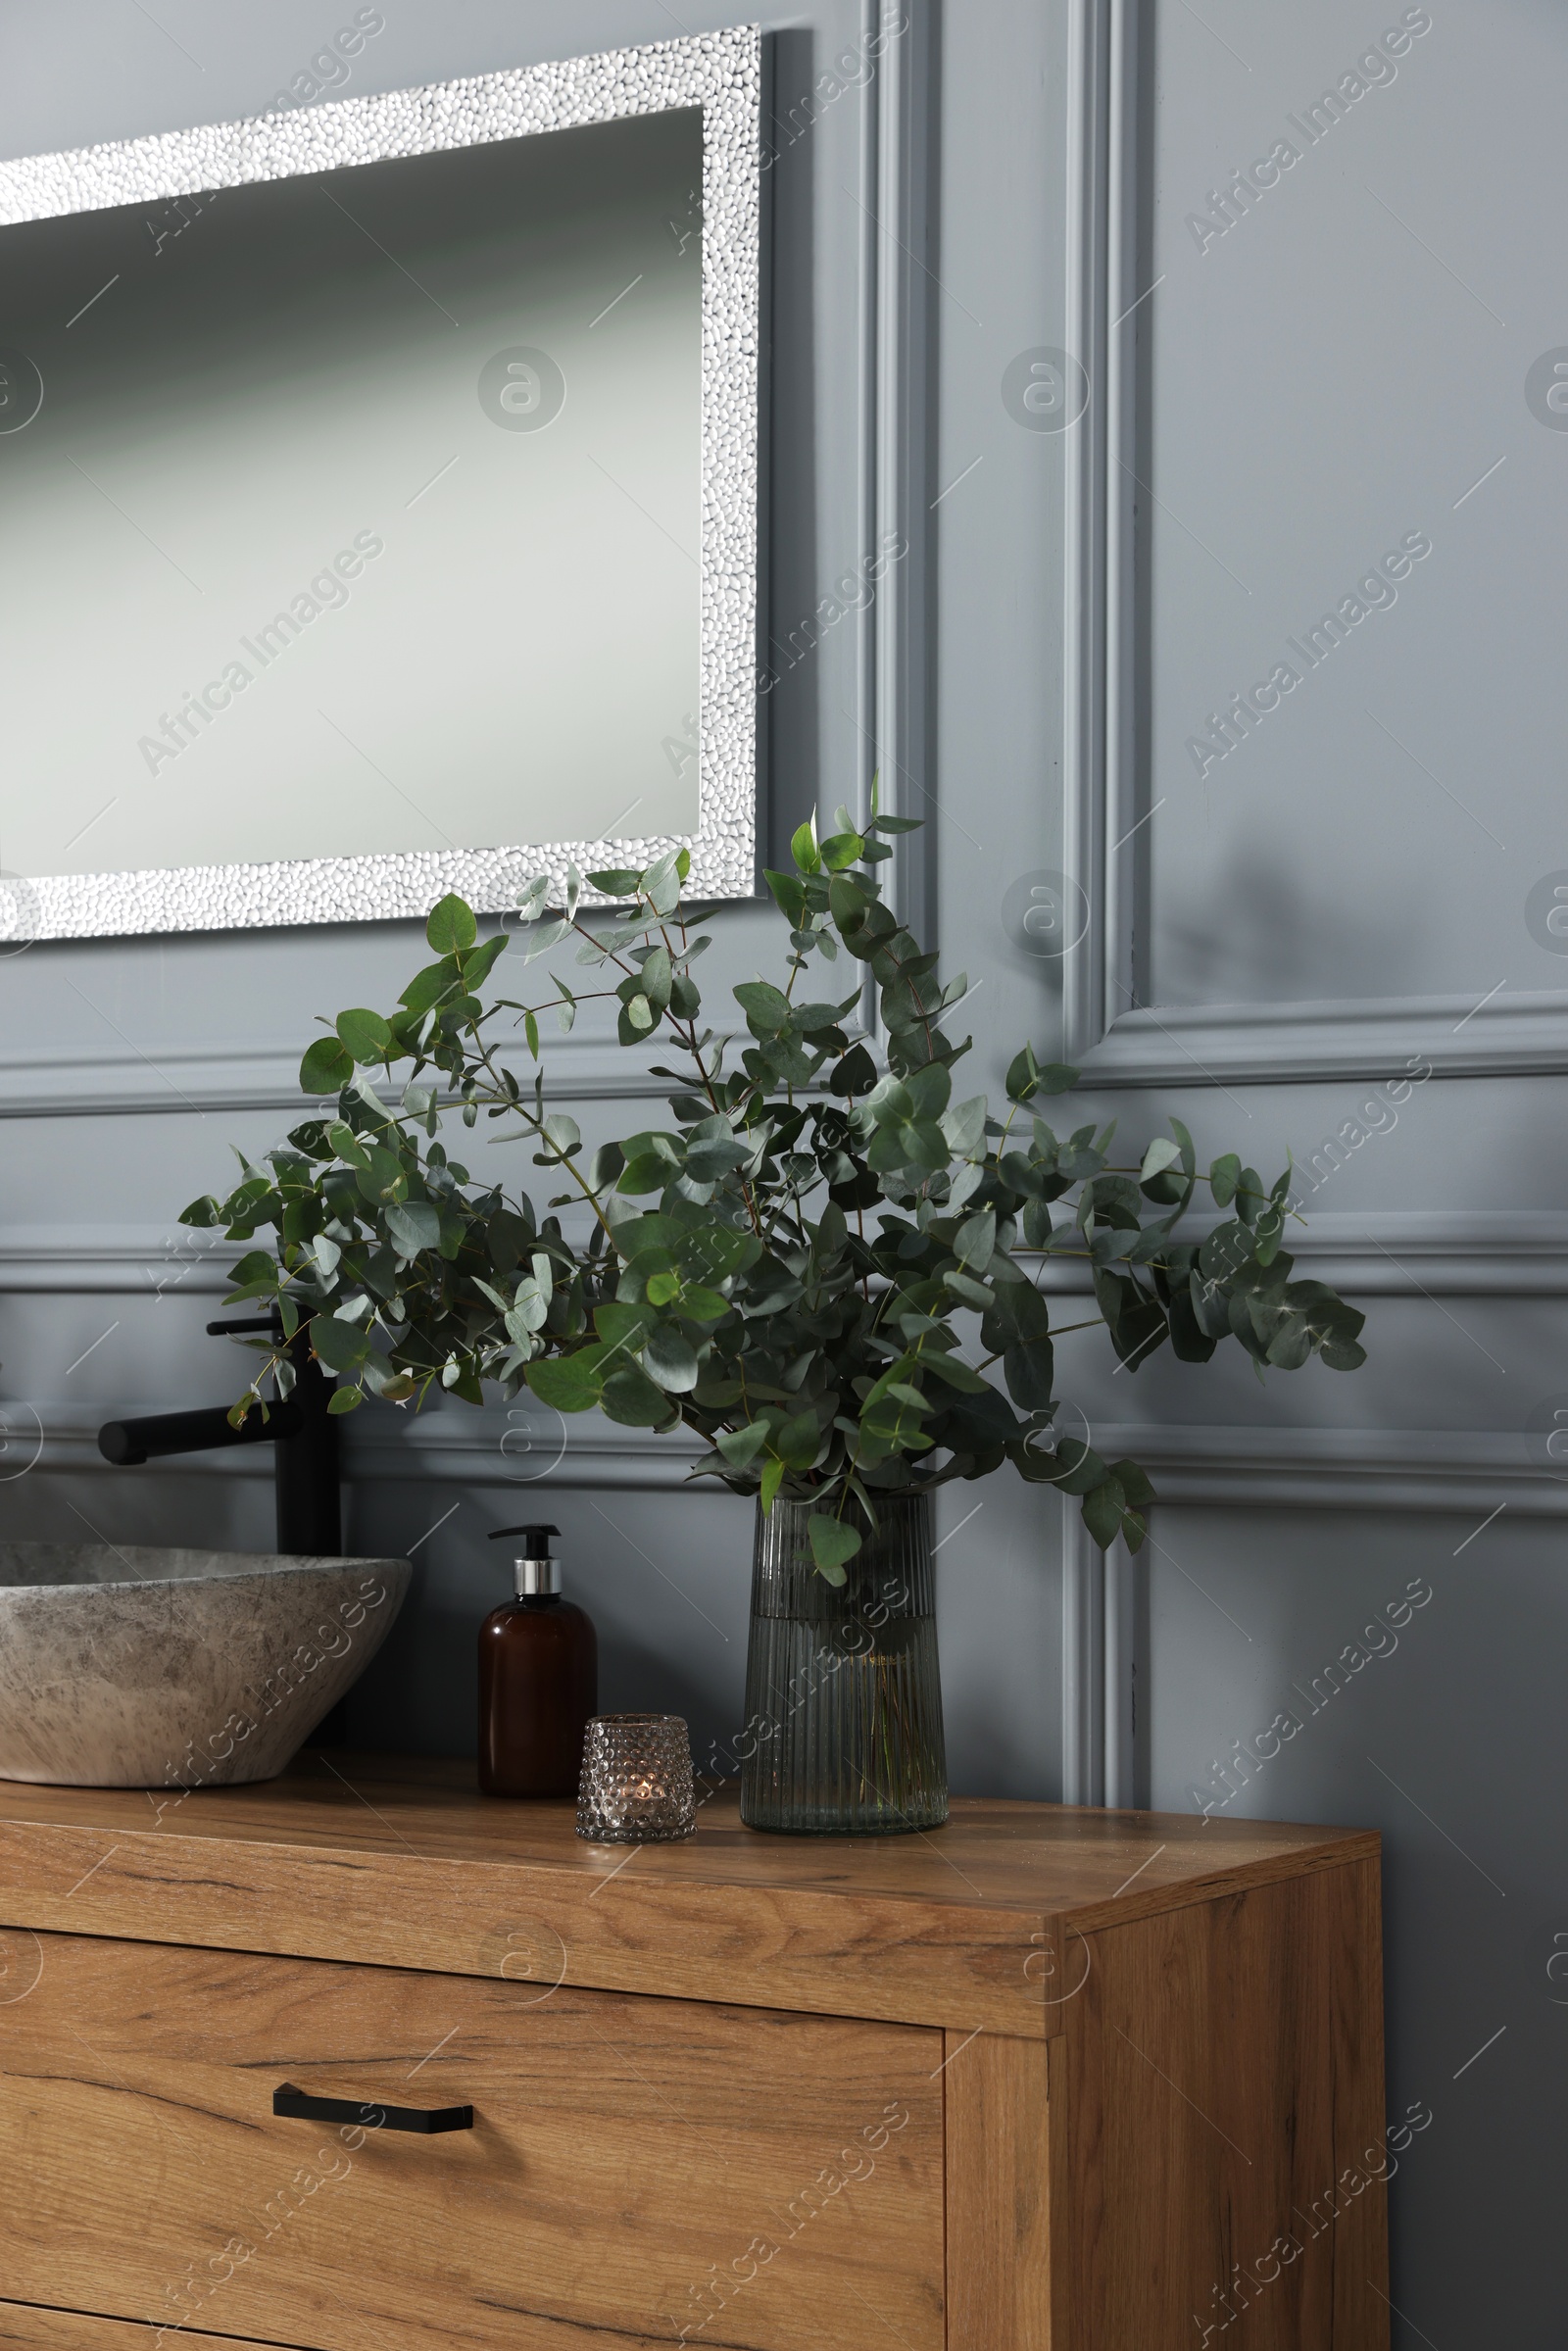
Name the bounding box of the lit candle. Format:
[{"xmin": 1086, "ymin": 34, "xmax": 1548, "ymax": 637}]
[{"xmin": 576, "ymin": 1713, "xmax": 696, "ymax": 1843}]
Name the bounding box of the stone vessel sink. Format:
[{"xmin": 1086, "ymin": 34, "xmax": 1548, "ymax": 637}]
[{"xmin": 0, "ymin": 1544, "xmax": 411, "ymax": 1788}]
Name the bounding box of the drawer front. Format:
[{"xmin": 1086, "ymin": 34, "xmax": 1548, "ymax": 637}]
[{"xmin": 0, "ymin": 1933, "xmax": 944, "ymax": 2351}]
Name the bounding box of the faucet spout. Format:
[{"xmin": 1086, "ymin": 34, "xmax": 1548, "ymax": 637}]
[
  {"xmin": 93, "ymin": 1317, "xmax": 349, "ymax": 1739},
  {"xmin": 96, "ymin": 1318, "xmax": 341, "ymax": 1558},
  {"xmin": 97, "ymin": 1400, "xmax": 303, "ymax": 1467}
]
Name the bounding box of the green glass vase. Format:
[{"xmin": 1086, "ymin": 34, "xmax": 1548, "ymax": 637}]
[{"xmin": 739, "ymin": 1492, "xmax": 948, "ymax": 1834}]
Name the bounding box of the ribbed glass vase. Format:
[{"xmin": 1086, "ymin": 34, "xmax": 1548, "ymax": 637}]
[{"xmin": 739, "ymin": 1493, "xmax": 947, "ymax": 1834}]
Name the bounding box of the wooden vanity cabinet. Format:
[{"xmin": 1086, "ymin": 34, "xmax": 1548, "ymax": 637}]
[{"xmin": 0, "ymin": 1757, "xmax": 1389, "ymax": 2350}]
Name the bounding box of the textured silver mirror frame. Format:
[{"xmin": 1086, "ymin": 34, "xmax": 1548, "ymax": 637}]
[{"xmin": 0, "ymin": 28, "xmax": 762, "ymax": 939}]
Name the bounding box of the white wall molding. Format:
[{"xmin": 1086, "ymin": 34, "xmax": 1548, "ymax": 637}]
[
  {"xmin": 0, "ymin": 1025, "xmax": 685, "ymax": 1121},
  {"xmin": 1058, "ymin": 1496, "xmax": 1105, "ymax": 1805},
  {"xmin": 24, "ymin": 1398, "xmax": 1553, "ymax": 1513},
  {"xmin": 0, "ymin": 995, "xmax": 879, "ymax": 1120},
  {"xmin": 1060, "ymin": 0, "xmax": 1116, "ymax": 1062},
  {"xmin": 1054, "ymin": 0, "xmax": 1558, "ymax": 1832},
  {"xmin": 1062, "ymin": 1494, "xmax": 1140, "ymax": 1810},
  {"xmin": 9, "ymin": 1207, "xmax": 1567, "ymax": 1298},
  {"xmin": 0, "ymin": 1226, "xmax": 236, "ymax": 1295},
  {"xmin": 1267, "ymin": 1210, "xmax": 1568, "ymax": 1297},
  {"xmin": 1035, "ymin": 1209, "xmax": 1568, "ymax": 1297},
  {"xmin": 352, "ymin": 1398, "xmax": 710, "ymax": 1492},
  {"xmin": 1073, "ymin": 989, "xmax": 1568, "ymax": 1090},
  {"xmin": 10, "ymin": 981, "xmax": 1567, "ymax": 1117},
  {"xmin": 1055, "ymin": 1410, "xmax": 1543, "ymax": 1808},
  {"xmin": 1062, "ymin": 1414, "xmax": 1543, "ymax": 1808},
  {"xmin": 869, "ymin": 0, "xmax": 937, "ymax": 949},
  {"xmin": 4, "ymin": 1399, "xmax": 710, "ymax": 1492},
  {"xmin": 1060, "ymin": 0, "xmax": 1568, "ymax": 1091},
  {"xmin": 1091, "ymin": 1420, "xmax": 1562, "ymax": 1516}
]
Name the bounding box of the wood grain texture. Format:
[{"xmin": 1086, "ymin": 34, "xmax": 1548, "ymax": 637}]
[
  {"xmin": 0, "ymin": 1932, "xmax": 945, "ymax": 2351},
  {"xmin": 1059, "ymin": 1857, "xmax": 1391, "ymax": 2350},
  {"xmin": 0, "ymin": 2304, "xmax": 290, "ymax": 2351},
  {"xmin": 1046, "ymin": 2038, "xmax": 1073, "ymax": 2351},
  {"xmin": 0, "ymin": 1756, "xmax": 1378, "ymax": 2037},
  {"xmin": 943, "ymin": 2030, "xmax": 1056, "ymax": 2351}
]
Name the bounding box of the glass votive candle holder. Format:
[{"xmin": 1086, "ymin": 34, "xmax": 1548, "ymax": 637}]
[{"xmin": 576, "ymin": 1713, "xmax": 696, "ymax": 1843}]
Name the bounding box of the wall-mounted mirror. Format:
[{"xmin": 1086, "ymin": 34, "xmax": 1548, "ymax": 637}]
[{"xmin": 0, "ymin": 31, "xmax": 761, "ymax": 940}]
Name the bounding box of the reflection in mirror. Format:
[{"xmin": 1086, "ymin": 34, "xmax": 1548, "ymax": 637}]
[{"xmin": 2, "ymin": 114, "xmax": 700, "ymax": 876}]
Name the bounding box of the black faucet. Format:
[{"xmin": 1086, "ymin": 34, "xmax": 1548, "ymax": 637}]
[{"xmin": 98, "ymin": 1314, "xmax": 341, "ymax": 1556}]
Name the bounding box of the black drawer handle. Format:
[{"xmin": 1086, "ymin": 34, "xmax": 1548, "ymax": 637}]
[{"xmin": 272, "ymin": 2082, "xmax": 474, "ymax": 2134}]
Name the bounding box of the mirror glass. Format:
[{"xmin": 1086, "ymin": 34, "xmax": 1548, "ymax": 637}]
[{"xmin": 0, "ymin": 106, "xmax": 705, "ymax": 894}]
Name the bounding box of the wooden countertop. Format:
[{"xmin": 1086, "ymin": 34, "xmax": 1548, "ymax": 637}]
[{"xmin": 0, "ymin": 1753, "xmax": 1378, "ymax": 2037}]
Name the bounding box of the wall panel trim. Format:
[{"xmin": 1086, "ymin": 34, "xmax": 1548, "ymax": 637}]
[
  {"xmin": 1073, "ymin": 989, "xmax": 1568, "ymax": 1089},
  {"xmin": 8, "ymin": 1207, "xmax": 1563, "ymax": 1301},
  {"xmin": 1061, "ymin": 1, "xmax": 1568, "ymax": 1089},
  {"xmin": 16, "ymin": 1397, "xmax": 1550, "ymax": 1506},
  {"xmin": 1088, "ymin": 1421, "xmax": 1557, "ymax": 1516},
  {"xmin": 1037, "ymin": 1209, "xmax": 1568, "ymax": 1297},
  {"xmin": 6, "ymin": 1400, "xmax": 709, "ymax": 1493},
  {"xmin": 0, "ymin": 1028, "xmax": 682, "ymax": 1121}
]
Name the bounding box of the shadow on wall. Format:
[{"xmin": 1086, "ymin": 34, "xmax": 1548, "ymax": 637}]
[
  {"xmin": 346, "ymin": 1574, "xmax": 735, "ymax": 1770},
  {"xmin": 342, "ymin": 1486, "xmax": 755, "ymax": 1769},
  {"xmin": 1152, "ymin": 839, "xmax": 1430, "ymax": 1008}
]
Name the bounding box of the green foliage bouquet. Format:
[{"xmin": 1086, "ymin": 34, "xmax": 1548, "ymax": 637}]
[{"xmin": 182, "ymin": 808, "xmax": 1366, "ymax": 1583}]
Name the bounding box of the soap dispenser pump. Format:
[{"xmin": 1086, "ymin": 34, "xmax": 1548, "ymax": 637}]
[{"xmin": 478, "ymin": 1524, "xmax": 598, "ymax": 1798}]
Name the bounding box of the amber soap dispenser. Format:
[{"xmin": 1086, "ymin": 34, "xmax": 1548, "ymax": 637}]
[{"xmin": 478, "ymin": 1524, "xmax": 598, "ymax": 1798}]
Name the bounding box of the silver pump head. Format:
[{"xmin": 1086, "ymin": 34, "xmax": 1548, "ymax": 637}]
[{"xmin": 489, "ymin": 1522, "xmax": 562, "ymax": 1598}]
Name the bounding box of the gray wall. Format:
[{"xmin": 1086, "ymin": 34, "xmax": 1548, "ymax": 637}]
[{"xmin": 0, "ymin": 1, "xmax": 1560, "ymax": 2338}]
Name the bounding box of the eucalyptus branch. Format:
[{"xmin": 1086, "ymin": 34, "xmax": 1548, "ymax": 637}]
[{"xmin": 178, "ymin": 821, "xmax": 1366, "ymax": 1569}]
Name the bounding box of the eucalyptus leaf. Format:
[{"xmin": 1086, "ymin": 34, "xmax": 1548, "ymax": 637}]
[
  {"xmin": 1141, "ymin": 1136, "xmax": 1184, "ymax": 1182},
  {"xmin": 300, "ymin": 1036, "xmax": 354, "ymax": 1097},
  {"xmin": 602, "ymin": 1362, "xmax": 677, "ymax": 1427},
  {"xmin": 526, "ymin": 1352, "xmax": 605, "ymax": 1413},
  {"xmin": 306, "ymin": 1235, "xmax": 342, "ymax": 1281},
  {"xmin": 540, "ymin": 1114, "xmax": 581, "ymax": 1158},
  {"xmin": 426, "ymin": 894, "xmax": 478, "ymax": 955},
  {"xmin": 956, "ymin": 1208, "xmax": 996, "ymax": 1273},
  {"xmin": 384, "ymin": 1201, "xmax": 441, "ymax": 1258},
  {"xmin": 807, "ymin": 1513, "xmax": 860, "ymax": 1584},
  {"xmin": 940, "ymin": 1096, "xmax": 988, "ymax": 1158},
  {"xmin": 310, "ymin": 1315, "xmax": 373, "ymax": 1374},
  {"xmin": 336, "ymin": 1007, "xmax": 392, "ymax": 1065},
  {"xmin": 644, "ymin": 1327, "xmax": 700, "ymax": 1393}
]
